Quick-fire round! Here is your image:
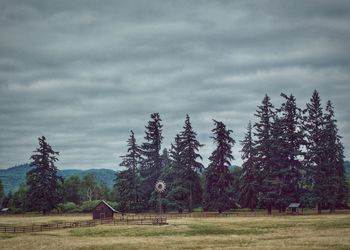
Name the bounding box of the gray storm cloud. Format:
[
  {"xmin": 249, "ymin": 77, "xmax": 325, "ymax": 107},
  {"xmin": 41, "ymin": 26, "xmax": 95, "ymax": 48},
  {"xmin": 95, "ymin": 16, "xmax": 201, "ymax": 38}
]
[{"xmin": 0, "ymin": 0, "xmax": 349, "ymax": 169}]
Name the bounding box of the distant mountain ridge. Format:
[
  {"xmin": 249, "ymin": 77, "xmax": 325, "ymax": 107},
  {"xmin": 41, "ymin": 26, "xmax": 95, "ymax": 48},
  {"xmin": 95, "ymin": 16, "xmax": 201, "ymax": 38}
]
[
  {"xmin": 0, "ymin": 164, "xmax": 117, "ymax": 194},
  {"xmin": 345, "ymin": 161, "xmax": 350, "ymax": 178},
  {"xmin": 1, "ymin": 161, "xmax": 349, "ymax": 195}
]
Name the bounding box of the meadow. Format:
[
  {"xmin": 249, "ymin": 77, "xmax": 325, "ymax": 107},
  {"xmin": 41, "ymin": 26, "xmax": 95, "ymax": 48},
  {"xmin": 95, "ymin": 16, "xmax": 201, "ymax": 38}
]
[{"xmin": 0, "ymin": 213, "xmax": 350, "ymax": 250}]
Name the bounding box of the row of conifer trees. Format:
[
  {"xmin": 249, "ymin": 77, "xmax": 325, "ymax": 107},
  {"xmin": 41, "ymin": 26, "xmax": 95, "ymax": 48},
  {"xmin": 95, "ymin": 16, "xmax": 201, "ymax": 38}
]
[
  {"xmin": 240, "ymin": 91, "xmax": 348, "ymax": 214},
  {"xmin": 115, "ymin": 90, "xmax": 348, "ymax": 214},
  {"xmin": 20, "ymin": 90, "xmax": 348, "ymax": 214}
]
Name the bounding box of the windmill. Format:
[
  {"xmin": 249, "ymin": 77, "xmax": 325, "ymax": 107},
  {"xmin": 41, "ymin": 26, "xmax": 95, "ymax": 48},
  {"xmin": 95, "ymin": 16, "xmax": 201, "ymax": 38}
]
[{"xmin": 155, "ymin": 180, "xmax": 166, "ymax": 214}]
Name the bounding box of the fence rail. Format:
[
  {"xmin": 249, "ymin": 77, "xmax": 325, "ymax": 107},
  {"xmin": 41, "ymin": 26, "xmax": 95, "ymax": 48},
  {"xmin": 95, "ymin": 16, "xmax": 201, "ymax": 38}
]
[
  {"xmin": 119, "ymin": 209, "xmax": 350, "ymax": 220},
  {"xmin": 118, "ymin": 212, "xmax": 252, "ymax": 220},
  {"xmin": 0, "ymin": 216, "xmax": 167, "ymax": 234}
]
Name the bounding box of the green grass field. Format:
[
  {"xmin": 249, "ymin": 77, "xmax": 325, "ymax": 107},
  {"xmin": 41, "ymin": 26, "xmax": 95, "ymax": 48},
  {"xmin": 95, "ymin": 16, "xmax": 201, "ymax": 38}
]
[{"xmin": 1, "ymin": 213, "xmax": 350, "ymax": 250}]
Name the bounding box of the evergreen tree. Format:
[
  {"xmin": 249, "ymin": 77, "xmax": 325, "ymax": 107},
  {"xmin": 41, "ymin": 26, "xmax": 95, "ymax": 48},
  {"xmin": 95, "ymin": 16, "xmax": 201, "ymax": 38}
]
[
  {"xmin": 116, "ymin": 130, "xmax": 142, "ymax": 212},
  {"xmin": 178, "ymin": 114, "xmax": 204, "ymax": 211},
  {"xmin": 303, "ymin": 90, "xmax": 327, "ymax": 213},
  {"xmin": 239, "ymin": 122, "xmax": 258, "ymax": 210},
  {"xmin": 26, "ymin": 136, "xmax": 62, "ymax": 214},
  {"xmin": 115, "ymin": 170, "xmax": 136, "ymax": 212},
  {"xmin": 204, "ymin": 120, "xmax": 235, "ymax": 213},
  {"xmin": 323, "ymin": 100, "xmax": 348, "ymax": 211},
  {"xmin": 269, "ymin": 115, "xmax": 285, "ymax": 212},
  {"xmin": 254, "ymin": 95, "xmax": 276, "ymax": 214},
  {"xmin": 161, "ymin": 134, "xmax": 188, "ymax": 212},
  {"xmin": 140, "ymin": 113, "xmax": 163, "ymax": 210},
  {"xmin": 273, "ymin": 93, "xmax": 304, "ymax": 211},
  {"xmin": 335, "ymin": 138, "xmax": 349, "ymax": 208},
  {"xmin": 158, "ymin": 147, "xmax": 186, "ymax": 212}
]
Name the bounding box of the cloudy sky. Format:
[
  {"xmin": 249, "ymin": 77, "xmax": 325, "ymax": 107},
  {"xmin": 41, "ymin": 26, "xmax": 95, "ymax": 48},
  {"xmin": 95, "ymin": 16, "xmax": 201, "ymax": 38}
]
[{"xmin": 0, "ymin": 0, "xmax": 349, "ymax": 170}]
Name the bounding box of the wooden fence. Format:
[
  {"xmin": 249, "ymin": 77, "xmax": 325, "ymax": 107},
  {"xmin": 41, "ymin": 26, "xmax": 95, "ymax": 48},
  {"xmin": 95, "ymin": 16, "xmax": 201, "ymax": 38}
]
[
  {"xmin": 120, "ymin": 212, "xmax": 255, "ymax": 220},
  {"xmin": 0, "ymin": 216, "xmax": 167, "ymax": 234},
  {"xmin": 121, "ymin": 209, "xmax": 350, "ymax": 220},
  {"xmin": 2, "ymin": 210, "xmax": 348, "ymax": 233}
]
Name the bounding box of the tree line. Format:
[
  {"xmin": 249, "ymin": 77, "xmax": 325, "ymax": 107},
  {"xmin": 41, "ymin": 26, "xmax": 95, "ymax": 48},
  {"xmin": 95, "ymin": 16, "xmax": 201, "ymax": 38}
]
[
  {"xmin": 115, "ymin": 90, "xmax": 348, "ymax": 214},
  {"xmin": 0, "ymin": 90, "xmax": 348, "ymax": 214},
  {"xmin": 240, "ymin": 91, "xmax": 348, "ymax": 214}
]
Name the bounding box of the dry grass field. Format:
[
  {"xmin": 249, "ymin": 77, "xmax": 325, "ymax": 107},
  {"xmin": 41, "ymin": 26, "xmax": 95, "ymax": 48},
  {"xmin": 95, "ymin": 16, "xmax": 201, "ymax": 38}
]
[
  {"xmin": 0, "ymin": 213, "xmax": 350, "ymax": 250},
  {"xmin": 0, "ymin": 213, "xmax": 91, "ymax": 226}
]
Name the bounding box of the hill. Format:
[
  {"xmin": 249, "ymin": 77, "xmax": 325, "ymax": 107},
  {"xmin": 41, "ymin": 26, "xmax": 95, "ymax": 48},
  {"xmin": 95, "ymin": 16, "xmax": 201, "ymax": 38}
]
[
  {"xmin": 1, "ymin": 161, "xmax": 349, "ymax": 195},
  {"xmin": 0, "ymin": 164, "xmax": 116, "ymax": 194},
  {"xmin": 345, "ymin": 161, "xmax": 350, "ymax": 178}
]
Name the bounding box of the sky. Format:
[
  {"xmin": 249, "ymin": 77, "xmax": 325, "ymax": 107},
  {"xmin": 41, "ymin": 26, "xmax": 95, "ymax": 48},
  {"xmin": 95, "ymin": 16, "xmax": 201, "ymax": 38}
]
[{"xmin": 0, "ymin": 0, "xmax": 349, "ymax": 170}]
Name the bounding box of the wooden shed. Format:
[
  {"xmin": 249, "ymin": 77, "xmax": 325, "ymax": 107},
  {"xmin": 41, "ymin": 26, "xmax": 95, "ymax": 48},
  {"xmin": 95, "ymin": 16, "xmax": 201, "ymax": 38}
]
[
  {"xmin": 92, "ymin": 201, "xmax": 117, "ymax": 220},
  {"xmin": 0, "ymin": 208, "xmax": 9, "ymax": 214},
  {"xmin": 287, "ymin": 203, "xmax": 301, "ymax": 214}
]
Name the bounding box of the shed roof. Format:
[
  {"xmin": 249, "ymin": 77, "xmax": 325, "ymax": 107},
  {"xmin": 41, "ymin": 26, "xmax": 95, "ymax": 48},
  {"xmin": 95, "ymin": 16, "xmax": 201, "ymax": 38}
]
[
  {"xmin": 93, "ymin": 200, "xmax": 118, "ymax": 213},
  {"xmin": 288, "ymin": 203, "xmax": 301, "ymax": 208}
]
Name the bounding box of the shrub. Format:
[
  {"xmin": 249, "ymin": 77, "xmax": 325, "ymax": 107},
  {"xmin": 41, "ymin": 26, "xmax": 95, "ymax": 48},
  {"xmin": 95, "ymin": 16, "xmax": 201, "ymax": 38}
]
[
  {"xmin": 9, "ymin": 207, "xmax": 24, "ymax": 214},
  {"xmin": 193, "ymin": 207, "xmax": 204, "ymax": 212},
  {"xmin": 69, "ymin": 207, "xmax": 83, "ymax": 213},
  {"xmin": 62, "ymin": 202, "xmax": 79, "ymax": 213}
]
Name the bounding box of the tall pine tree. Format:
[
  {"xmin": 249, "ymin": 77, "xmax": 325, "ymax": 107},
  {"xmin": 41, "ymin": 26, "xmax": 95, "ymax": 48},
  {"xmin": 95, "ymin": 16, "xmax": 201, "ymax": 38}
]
[
  {"xmin": 178, "ymin": 114, "xmax": 204, "ymax": 211},
  {"xmin": 335, "ymin": 137, "xmax": 349, "ymax": 209},
  {"xmin": 303, "ymin": 90, "xmax": 327, "ymax": 213},
  {"xmin": 26, "ymin": 136, "xmax": 62, "ymax": 214},
  {"xmin": 140, "ymin": 113, "xmax": 163, "ymax": 210},
  {"xmin": 161, "ymin": 134, "xmax": 188, "ymax": 212},
  {"xmin": 204, "ymin": 120, "xmax": 235, "ymax": 213},
  {"xmin": 116, "ymin": 130, "xmax": 142, "ymax": 212},
  {"xmin": 254, "ymin": 94, "xmax": 276, "ymax": 214},
  {"xmin": 323, "ymin": 100, "xmax": 348, "ymax": 211},
  {"xmin": 273, "ymin": 93, "xmax": 304, "ymax": 211},
  {"xmin": 239, "ymin": 121, "xmax": 258, "ymax": 210}
]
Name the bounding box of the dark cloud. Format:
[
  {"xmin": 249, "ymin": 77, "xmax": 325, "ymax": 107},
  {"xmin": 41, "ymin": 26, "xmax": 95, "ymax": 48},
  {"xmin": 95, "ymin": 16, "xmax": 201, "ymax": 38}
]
[{"xmin": 0, "ymin": 0, "xmax": 349, "ymax": 169}]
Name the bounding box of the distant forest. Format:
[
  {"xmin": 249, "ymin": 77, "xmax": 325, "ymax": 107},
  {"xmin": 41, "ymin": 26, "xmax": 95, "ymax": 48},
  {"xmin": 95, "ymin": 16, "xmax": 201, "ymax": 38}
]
[{"xmin": 0, "ymin": 90, "xmax": 348, "ymax": 214}]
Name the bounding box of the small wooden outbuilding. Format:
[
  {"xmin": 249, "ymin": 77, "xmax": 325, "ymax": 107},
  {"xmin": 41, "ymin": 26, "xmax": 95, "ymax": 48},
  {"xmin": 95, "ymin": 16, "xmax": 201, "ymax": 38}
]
[
  {"xmin": 287, "ymin": 203, "xmax": 301, "ymax": 214},
  {"xmin": 0, "ymin": 208, "xmax": 9, "ymax": 214},
  {"xmin": 92, "ymin": 200, "xmax": 118, "ymax": 220}
]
